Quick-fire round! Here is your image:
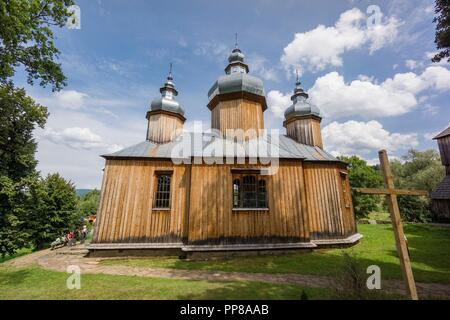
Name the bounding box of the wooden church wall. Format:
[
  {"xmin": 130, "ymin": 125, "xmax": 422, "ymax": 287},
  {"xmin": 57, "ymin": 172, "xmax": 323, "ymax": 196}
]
[
  {"xmin": 147, "ymin": 113, "xmax": 184, "ymax": 143},
  {"xmin": 211, "ymin": 99, "xmax": 265, "ymax": 136},
  {"xmin": 92, "ymin": 159, "xmax": 356, "ymax": 246},
  {"xmin": 187, "ymin": 161, "xmax": 310, "ymax": 245},
  {"xmin": 303, "ymin": 163, "xmax": 356, "ymax": 239},
  {"xmin": 93, "ymin": 159, "xmax": 190, "ymax": 244}
]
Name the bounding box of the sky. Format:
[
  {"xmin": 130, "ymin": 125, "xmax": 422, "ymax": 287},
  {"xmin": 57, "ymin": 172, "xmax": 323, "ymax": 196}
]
[{"xmin": 13, "ymin": 0, "xmax": 450, "ymax": 189}]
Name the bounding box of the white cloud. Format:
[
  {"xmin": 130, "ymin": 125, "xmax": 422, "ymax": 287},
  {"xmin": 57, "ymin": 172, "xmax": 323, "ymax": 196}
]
[
  {"xmin": 281, "ymin": 8, "xmax": 401, "ymax": 74},
  {"xmin": 42, "ymin": 127, "xmax": 119, "ymax": 151},
  {"xmin": 247, "ymin": 54, "xmax": 279, "ymax": 82},
  {"xmin": 405, "ymin": 59, "xmax": 419, "ymax": 70},
  {"xmin": 268, "ymin": 66, "xmax": 450, "ymax": 120},
  {"xmin": 194, "ymin": 40, "xmax": 229, "ymax": 62},
  {"xmin": 322, "ymin": 120, "xmax": 418, "ymax": 156},
  {"xmin": 52, "ymin": 90, "xmax": 88, "ymax": 110},
  {"xmin": 267, "ymin": 90, "xmax": 292, "ymax": 119}
]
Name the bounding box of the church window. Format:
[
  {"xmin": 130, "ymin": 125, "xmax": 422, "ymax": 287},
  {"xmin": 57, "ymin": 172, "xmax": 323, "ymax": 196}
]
[
  {"xmin": 232, "ymin": 174, "xmax": 267, "ymax": 209},
  {"xmin": 154, "ymin": 173, "xmax": 172, "ymax": 209}
]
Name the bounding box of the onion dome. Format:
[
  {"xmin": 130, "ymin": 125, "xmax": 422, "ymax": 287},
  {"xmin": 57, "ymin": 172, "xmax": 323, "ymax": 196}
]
[
  {"xmin": 150, "ymin": 64, "xmax": 185, "ymax": 116},
  {"xmin": 208, "ymin": 35, "xmax": 266, "ymax": 110},
  {"xmin": 284, "ymin": 75, "xmax": 321, "ymax": 121}
]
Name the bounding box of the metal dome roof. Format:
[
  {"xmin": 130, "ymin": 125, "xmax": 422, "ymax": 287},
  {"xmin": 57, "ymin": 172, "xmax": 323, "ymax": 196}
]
[
  {"xmin": 150, "ymin": 96, "xmax": 185, "ymax": 116},
  {"xmin": 149, "ymin": 65, "xmax": 185, "ymax": 117},
  {"xmin": 228, "ymin": 48, "xmax": 245, "ymax": 63},
  {"xmin": 284, "ymin": 79, "xmax": 321, "ymax": 121},
  {"xmin": 208, "ymin": 42, "xmax": 265, "ymax": 107},
  {"xmin": 208, "ymin": 72, "xmax": 265, "ymax": 99}
]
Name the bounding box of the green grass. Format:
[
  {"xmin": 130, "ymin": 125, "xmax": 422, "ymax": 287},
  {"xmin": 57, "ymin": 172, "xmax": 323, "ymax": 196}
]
[
  {"xmin": 0, "ymin": 265, "xmax": 338, "ymax": 300},
  {"xmin": 101, "ymin": 224, "xmax": 450, "ymax": 284},
  {"xmin": 0, "ymin": 248, "xmax": 34, "ymax": 264},
  {"xmin": 367, "ymin": 211, "xmax": 391, "ymax": 221}
]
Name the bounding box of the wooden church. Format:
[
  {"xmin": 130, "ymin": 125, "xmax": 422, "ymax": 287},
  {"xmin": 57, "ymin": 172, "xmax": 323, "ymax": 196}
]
[
  {"xmin": 431, "ymin": 126, "xmax": 450, "ymax": 222},
  {"xmin": 89, "ymin": 43, "xmax": 361, "ymax": 258}
]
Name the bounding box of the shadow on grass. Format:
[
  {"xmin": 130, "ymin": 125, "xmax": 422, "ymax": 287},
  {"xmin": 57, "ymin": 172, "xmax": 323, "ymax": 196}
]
[
  {"xmin": 0, "ymin": 268, "xmax": 32, "ymax": 286},
  {"xmin": 175, "ymin": 280, "xmax": 332, "ymax": 300}
]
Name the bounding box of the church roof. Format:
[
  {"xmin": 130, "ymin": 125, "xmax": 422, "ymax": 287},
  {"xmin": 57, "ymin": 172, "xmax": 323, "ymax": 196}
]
[
  {"xmin": 284, "ymin": 75, "xmax": 321, "ymax": 121},
  {"xmin": 207, "ymin": 40, "xmax": 266, "ymax": 109},
  {"xmin": 149, "ymin": 65, "xmax": 185, "ymax": 117},
  {"xmin": 431, "ymin": 175, "xmax": 450, "ymax": 200},
  {"xmin": 434, "ymin": 126, "xmax": 450, "ymax": 140},
  {"xmin": 208, "ymin": 73, "xmax": 265, "ymax": 99},
  {"xmin": 103, "ymin": 132, "xmax": 339, "ymax": 162}
]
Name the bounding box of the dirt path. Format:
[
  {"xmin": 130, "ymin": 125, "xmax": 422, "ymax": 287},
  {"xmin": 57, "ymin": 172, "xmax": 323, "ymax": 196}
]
[{"xmin": 4, "ymin": 246, "xmax": 450, "ymax": 299}]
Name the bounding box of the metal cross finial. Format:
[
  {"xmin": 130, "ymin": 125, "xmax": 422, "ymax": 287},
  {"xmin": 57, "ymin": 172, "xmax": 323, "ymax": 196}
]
[
  {"xmin": 235, "ymin": 32, "xmax": 238, "ymax": 49},
  {"xmin": 166, "ymin": 62, "xmax": 173, "ymax": 81},
  {"xmin": 295, "ymin": 69, "xmax": 300, "ymax": 85}
]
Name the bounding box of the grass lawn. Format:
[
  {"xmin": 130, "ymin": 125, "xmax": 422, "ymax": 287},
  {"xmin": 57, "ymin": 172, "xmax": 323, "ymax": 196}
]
[
  {"xmin": 101, "ymin": 224, "xmax": 450, "ymax": 284},
  {"xmin": 0, "ymin": 265, "xmax": 338, "ymax": 300}
]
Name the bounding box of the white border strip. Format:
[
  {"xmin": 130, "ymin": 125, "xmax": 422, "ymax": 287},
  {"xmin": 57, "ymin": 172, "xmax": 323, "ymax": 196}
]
[{"xmin": 311, "ymin": 233, "xmax": 363, "ymax": 246}]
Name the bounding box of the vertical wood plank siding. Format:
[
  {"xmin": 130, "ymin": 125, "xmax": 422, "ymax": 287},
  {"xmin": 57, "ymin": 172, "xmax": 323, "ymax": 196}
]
[
  {"xmin": 93, "ymin": 160, "xmax": 189, "ymax": 243},
  {"xmin": 211, "ymin": 99, "xmax": 264, "ymax": 137},
  {"xmin": 303, "ymin": 163, "xmax": 356, "ymax": 239},
  {"xmin": 285, "ymin": 118, "xmax": 323, "ymax": 148},
  {"xmin": 93, "ymin": 159, "xmax": 356, "ymax": 244},
  {"xmin": 187, "ymin": 161, "xmax": 309, "ymax": 244},
  {"xmin": 147, "ymin": 113, "xmax": 184, "ymax": 143}
]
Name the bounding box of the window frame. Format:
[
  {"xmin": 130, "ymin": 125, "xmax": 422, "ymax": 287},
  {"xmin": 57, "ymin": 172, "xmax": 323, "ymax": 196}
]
[
  {"xmin": 231, "ymin": 170, "xmax": 268, "ymax": 211},
  {"xmin": 152, "ymin": 170, "xmax": 173, "ymax": 211}
]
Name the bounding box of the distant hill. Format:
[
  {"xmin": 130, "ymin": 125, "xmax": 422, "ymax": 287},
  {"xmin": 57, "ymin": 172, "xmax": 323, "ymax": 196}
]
[{"xmin": 76, "ymin": 189, "xmax": 94, "ymax": 197}]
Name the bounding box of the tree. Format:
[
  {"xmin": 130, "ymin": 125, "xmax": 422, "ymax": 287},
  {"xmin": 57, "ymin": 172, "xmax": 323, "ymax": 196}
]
[
  {"xmin": 391, "ymin": 149, "xmax": 444, "ymax": 192},
  {"xmin": 0, "ymin": 174, "xmax": 40, "ymax": 257},
  {"xmin": 0, "ymin": 0, "xmax": 75, "ymax": 91},
  {"xmin": 77, "ymin": 189, "xmax": 100, "ymax": 217},
  {"xmin": 0, "ymin": 84, "xmax": 48, "ymax": 256},
  {"xmin": 0, "ymin": 0, "xmax": 74, "ymax": 256},
  {"xmin": 0, "ymin": 83, "xmax": 48, "ymax": 181},
  {"xmin": 432, "ymin": 0, "xmax": 450, "ymax": 63},
  {"xmin": 27, "ymin": 173, "xmax": 81, "ymax": 249},
  {"xmin": 390, "ymin": 149, "xmax": 444, "ymax": 222},
  {"xmin": 338, "ymin": 156, "xmax": 384, "ymax": 219}
]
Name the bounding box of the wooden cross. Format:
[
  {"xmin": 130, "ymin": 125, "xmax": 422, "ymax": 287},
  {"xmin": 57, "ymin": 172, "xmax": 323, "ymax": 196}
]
[{"xmin": 353, "ymin": 150, "xmax": 429, "ymax": 300}]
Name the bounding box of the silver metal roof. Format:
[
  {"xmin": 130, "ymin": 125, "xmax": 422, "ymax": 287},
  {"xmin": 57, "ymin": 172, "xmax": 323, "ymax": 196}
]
[
  {"xmin": 150, "ymin": 67, "xmax": 185, "ymax": 116},
  {"xmin": 284, "ymin": 98, "xmax": 321, "ymax": 121},
  {"xmin": 284, "ymin": 79, "xmax": 321, "ymax": 121},
  {"xmin": 103, "ymin": 132, "xmax": 339, "ymax": 162},
  {"xmin": 150, "ymin": 97, "xmax": 185, "ymax": 115},
  {"xmin": 208, "ymin": 73, "xmax": 265, "ymax": 100}
]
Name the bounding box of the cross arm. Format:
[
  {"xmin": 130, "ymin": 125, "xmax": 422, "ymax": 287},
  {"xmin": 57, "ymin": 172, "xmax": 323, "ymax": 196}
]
[{"xmin": 352, "ymin": 187, "xmax": 428, "ymax": 196}]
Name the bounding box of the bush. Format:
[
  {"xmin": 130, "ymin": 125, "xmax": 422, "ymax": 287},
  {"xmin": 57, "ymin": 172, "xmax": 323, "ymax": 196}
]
[
  {"xmin": 397, "ymin": 196, "xmax": 431, "ymax": 223},
  {"xmin": 338, "ymin": 156, "xmax": 384, "ymax": 219}
]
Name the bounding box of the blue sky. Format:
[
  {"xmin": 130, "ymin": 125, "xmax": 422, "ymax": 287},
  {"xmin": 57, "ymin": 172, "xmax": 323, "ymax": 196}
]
[{"xmin": 14, "ymin": 0, "xmax": 450, "ymax": 188}]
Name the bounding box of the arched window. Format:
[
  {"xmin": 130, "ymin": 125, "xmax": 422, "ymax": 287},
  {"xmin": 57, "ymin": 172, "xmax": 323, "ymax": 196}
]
[
  {"xmin": 233, "ymin": 179, "xmax": 241, "ymax": 208},
  {"xmin": 232, "ymin": 173, "xmax": 268, "ymax": 209}
]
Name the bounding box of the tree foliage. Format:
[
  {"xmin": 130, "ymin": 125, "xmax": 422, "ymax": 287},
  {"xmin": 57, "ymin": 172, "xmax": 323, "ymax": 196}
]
[
  {"xmin": 0, "ymin": 0, "xmax": 74, "ymax": 91},
  {"xmin": 432, "ymin": 0, "xmax": 450, "ymax": 63},
  {"xmin": 0, "ymin": 0, "xmax": 76, "ymax": 256},
  {"xmin": 0, "ymin": 173, "xmax": 81, "ymax": 255},
  {"xmin": 0, "ymin": 83, "xmax": 48, "ymax": 181},
  {"xmin": 28, "ymin": 173, "xmax": 81, "ymax": 249},
  {"xmin": 338, "ymin": 156, "xmax": 384, "ymax": 219},
  {"xmin": 77, "ymin": 189, "xmax": 100, "ymax": 217},
  {"xmin": 390, "ymin": 149, "xmax": 445, "ymax": 192},
  {"xmin": 390, "ymin": 149, "xmax": 445, "ymax": 222}
]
